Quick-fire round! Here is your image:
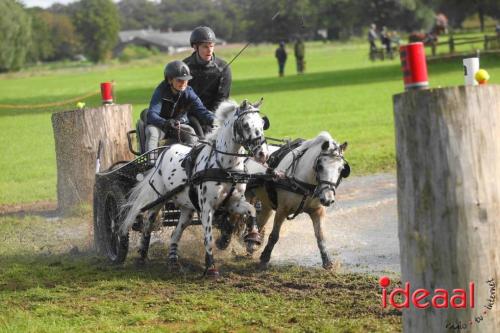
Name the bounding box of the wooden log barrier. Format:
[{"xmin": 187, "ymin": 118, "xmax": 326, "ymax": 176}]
[
  {"xmin": 52, "ymin": 104, "xmax": 134, "ymax": 213},
  {"xmin": 393, "ymin": 86, "xmax": 500, "ymax": 332}
]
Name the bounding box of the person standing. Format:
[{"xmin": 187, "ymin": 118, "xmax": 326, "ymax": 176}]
[
  {"xmin": 368, "ymin": 24, "xmax": 378, "ymax": 51},
  {"xmin": 275, "ymin": 41, "xmax": 287, "ymax": 77},
  {"xmin": 294, "ymin": 38, "xmax": 305, "ymax": 74},
  {"xmin": 183, "ymin": 26, "xmax": 232, "ymax": 113},
  {"xmin": 380, "ymin": 26, "xmax": 392, "ymax": 55}
]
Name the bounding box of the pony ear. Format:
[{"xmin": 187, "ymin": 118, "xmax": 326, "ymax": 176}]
[
  {"xmin": 321, "ymin": 140, "xmax": 330, "ymax": 151},
  {"xmin": 262, "ymin": 116, "xmax": 270, "ymax": 130},
  {"xmin": 339, "ymin": 141, "xmax": 348, "ymax": 153},
  {"xmin": 240, "ymin": 99, "xmax": 249, "ymax": 109},
  {"xmin": 253, "ymin": 97, "xmax": 264, "ymax": 108}
]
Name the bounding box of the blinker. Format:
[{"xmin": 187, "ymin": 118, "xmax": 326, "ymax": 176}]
[
  {"xmin": 262, "ymin": 116, "xmax": 270, "ymax": 130},
  {"xmin": 341, "ymin": 163, "xmax": 350, "ymax": 178}
]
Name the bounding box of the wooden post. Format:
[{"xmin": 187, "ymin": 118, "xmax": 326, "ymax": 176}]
[
  {"xmin": 393, "ymin": 86, "xmax": 500, "ymax": 332},
  {"xmin": 52, "ymin": 104, "xmax": 134, "ymax": 213},
  {"xmin": 449, "ymin": 35, "xmax": 454, "ymax": 53}
]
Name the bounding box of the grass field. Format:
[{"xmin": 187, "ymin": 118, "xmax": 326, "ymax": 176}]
[
  {"xmin": 0, "ymin": 39, "xmax": 499, "ymax": 332},
  {"xmin": 2, "ymin": 40, "xmax": 500, "ymax": 205},
  {"xmin": 0, "ymin": 213, "xmax": 402, "ymax": 332}
]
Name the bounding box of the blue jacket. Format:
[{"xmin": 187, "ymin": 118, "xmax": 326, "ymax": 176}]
[{"xmin": 147, "ymin": 81, "xmax": 215, "ymax": 128}]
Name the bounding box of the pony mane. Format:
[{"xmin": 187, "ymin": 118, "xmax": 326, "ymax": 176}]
[
  {"xmin": 205, "ymin": 100, "xmax": 238, "ymax": 141},
  {"xmin": 297, "ymin": 131, "xmax": 336, "ymax": 152}
]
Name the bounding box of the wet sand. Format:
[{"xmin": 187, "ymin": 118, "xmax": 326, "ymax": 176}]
[{"xmin": 267, "ymin": 173, "xmax": 400, "ymax": 275}]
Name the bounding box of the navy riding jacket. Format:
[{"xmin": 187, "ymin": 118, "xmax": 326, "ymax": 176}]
[{"xmin": 147, "ymin": 81, "xmax": 214, "ymax": 128}]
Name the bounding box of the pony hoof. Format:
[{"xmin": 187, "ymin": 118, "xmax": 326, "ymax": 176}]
[
  {"xmin": 244, "ymin": 232, "xmax": 262, "ymax": 245},
  {"xmin": 168, "ymin": 258, "xmax": 182, "ymax": 270},
  {"xmin": 205, "ymin": 267, "xmax": 220, "ymax": 279},
  {"xmin": 323, "ymin": 262, "xmax": 334, "ymax": 270},
  {"xmin": 135, "ymin": 257, "xmax": 147, "ymax": 267},
  {"xmin": 245, "ymin": 242, "xmax": 259, "ymax": 255},
  {"xmin": 322, "ymin": 260, "xmax": 339, "ymax": 271},
  {"xmin": 258, "ymin": 261, "xmax": 269, "ymax": 270},
  {"xmin": 215, "ymin": 235, "xmax": 231, "ymax": 250}
]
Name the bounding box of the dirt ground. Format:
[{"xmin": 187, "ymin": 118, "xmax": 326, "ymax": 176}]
[
  {"xmin": 265, "ymin": 172, "xmax": 399, "ymax": 275},
  {"xmin": 132, "ymin": 172, "xmax": 400, "ymax": 276},
  {"xmin": 0, "ymin": 173, "xmax": 400, "ymax": 276}
]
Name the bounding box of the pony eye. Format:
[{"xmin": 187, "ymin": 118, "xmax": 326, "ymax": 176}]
[
  {"xmin": 316, "ymin": 164, "xmax": 323, "ymax": 171},
  {"xmin": 243, "ymin": 123, "xmax": 250, "ymax": 129}
]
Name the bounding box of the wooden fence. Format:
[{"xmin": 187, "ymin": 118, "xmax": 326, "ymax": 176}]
[{"xmin": 429, "ymin": 34, "xmax": 499, "ymax": 56}]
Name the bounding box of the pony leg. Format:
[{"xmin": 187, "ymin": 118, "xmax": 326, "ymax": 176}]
[
  {"xmin": 168, "ymin": 208, "xmax": 194, "ymax": 265},
  {"xmin": 309, "ymin": 207, "xmax": 334, "ymax": 270},
  {"xmin": 256, "ymin": 204, "xmax": 273, "ymax": 243},
  {"xmin": 227, "ymin": 198, "xmax": 261, "ymax": 250},
  {"xmin": 200, "ymin": 205, "xmax": 218, "ymax": 277},
  {"xmin": 136, "ymin": 210, "xmax": 159, "ymax": 265},
  {"xmin": 259, "ymin": 206, "xmax": 287, "ymax": 267}
]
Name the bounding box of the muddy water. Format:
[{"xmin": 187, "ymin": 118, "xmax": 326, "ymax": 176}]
[
  {"xmin": 137, "ymin": 173, "xmax": 400, "ymax": 275},
  {"xmin": 266, "ymin": 173, "xmax": 400, "ymax": 275}
]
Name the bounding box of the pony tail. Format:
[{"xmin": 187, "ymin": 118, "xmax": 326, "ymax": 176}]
[{"xmin": 119, "ymin": 170, "xmax": 159, "ymax": 236}]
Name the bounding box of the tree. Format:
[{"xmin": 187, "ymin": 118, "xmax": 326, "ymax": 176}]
[
  {"xmin": 28, "ymin": 9, "xmax": 54, "ymax": 62},
  {"xmin": 74, "ymin": 0, "xmax": 120, "ymax": 62},
  {"xmin": 0, "ymin": 0, "xmax": 32, "ymax": 72},
  {"xmin": 118, "ymin": 0, "xmax": 162, "ymax": 30},
  {"xmin": 245, "ymin": 0, "xmax": 319, "ymax": 43},
  {"xmin": 29, "ymin": 9, "xmax": 81, "ymax": 62}
]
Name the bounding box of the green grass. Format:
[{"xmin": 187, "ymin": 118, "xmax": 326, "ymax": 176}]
[
  {"xmin": 0, "ymin": 214, "xmax": 401, "ymax": 332},
  {"xmin": 1, "ymin": 41, "xmax": 500, "ymax": 204}
]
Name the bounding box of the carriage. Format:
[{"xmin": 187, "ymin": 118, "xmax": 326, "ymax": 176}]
[
  {"xmin": 93, "ymin": 104, "xmax": 272, "ymax": 266},
  {"xmin": 93, "ymin": 110, "xmax": 209, "ymax": 263}
]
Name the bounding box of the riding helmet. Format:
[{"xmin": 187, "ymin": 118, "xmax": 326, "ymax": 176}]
[
  {"xmin": 164, "ymin": 60, "xmax": 192, "ymax": 81},
  {"xmin": 190, "ymin": 26, "xmax": 216, "ymax": 46}
]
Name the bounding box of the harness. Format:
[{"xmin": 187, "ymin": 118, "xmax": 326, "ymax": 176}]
[
  {"xmin": 140, "ymin": 106, "xmax": 268, "ymax": 213},
  {"xmin": 261, "ymin": 142, "xmax": 349, "ymax": 220}
]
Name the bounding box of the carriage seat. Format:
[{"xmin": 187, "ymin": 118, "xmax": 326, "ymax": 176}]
[{"xmin": 135, "ymin": 109, "xmax": 206, "ymax": 154}]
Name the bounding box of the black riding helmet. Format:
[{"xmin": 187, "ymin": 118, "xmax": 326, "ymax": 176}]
[
  {"xmin": 190, "ymin": 26, "xmax": 216, "ymax": 47},
  {"xmin": 164, "ymin": 60, "xmax": 192, "ymax": 81}
]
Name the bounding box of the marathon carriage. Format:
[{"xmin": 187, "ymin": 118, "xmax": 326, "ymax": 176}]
[
  {"xmin": 93, "ymin": 101, "xmax": 271, "ymax": 272},
  {"xmin": 93, "ymin": 110, "xmax": 204, "ymax": 263}
]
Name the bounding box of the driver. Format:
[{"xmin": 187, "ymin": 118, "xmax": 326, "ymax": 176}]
[{"xmin": 145, "ymin": 60, "xmax": 214, "ymax": 151}]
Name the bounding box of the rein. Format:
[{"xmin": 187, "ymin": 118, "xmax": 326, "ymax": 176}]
[{"xmin": 141, "ymin": 105, "xmax": 271, "ymax": 213}]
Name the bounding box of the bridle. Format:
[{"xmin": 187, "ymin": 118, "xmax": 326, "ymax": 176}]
[
  {"xmin": 232, "ymin": 106, "xmax": 267, "ymax": 156},
  {"xmin": 281, "ymin": 143, "xmax": 350, "ymax": 220},
  {"xmin": 312, "ymin": 151, "xmax": 350, "ymax": 198}
]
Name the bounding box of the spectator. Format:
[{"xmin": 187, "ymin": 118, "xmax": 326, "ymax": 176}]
[
  {"xmin": 294, "ymin": 38, "xmax": 305, "ymax": 74},
  {"xmin": 368, "ymin": 23, "xmax": 378, "ymax": 52},
  {"xmin": 380, "ymin": 26, "xmax": 392, "ymax": 54},
  {"xmin": 275, "ymin": 41, "xmax": 287, "ymax": 77}
]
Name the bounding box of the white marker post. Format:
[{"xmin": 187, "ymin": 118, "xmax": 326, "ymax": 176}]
[{"xmin": 463, "ymin": 57, "xmax": 479, "ymax": 86}]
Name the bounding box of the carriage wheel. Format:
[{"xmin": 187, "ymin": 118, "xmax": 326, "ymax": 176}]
[
  {"xmin": 93, "ymin": 176, "xmax": 107, "ymax": 254},
  {"xmin": 97, "ymin": 182, "xmax": 129, "ymax": 264}
]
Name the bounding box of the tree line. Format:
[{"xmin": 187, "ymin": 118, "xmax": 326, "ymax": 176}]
[{"xmin": 1, "ymin": 0, "xmax": 499, "ymax": 72}]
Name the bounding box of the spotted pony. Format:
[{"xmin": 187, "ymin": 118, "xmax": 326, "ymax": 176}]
[{"xmin": 120, "ymin": 99, "xmax": 269, "ymax": 277}]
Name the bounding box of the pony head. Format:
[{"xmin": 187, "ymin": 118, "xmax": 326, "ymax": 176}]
[
  {"xmin": 312, "ymin": 133, "xmax": 349, "ymax": 207},
  {"xmin": 226, "ymin": 98, "xmax": 269, "ymax": 163}
]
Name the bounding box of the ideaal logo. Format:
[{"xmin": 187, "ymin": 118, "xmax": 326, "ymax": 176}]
[
  {"xmin": 379, "ymin": 276, "xmax": 496, "ymax": 330},
  {"xmin": 379, "ymin": 276, "xmax": 475, "ymax": 309}
]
